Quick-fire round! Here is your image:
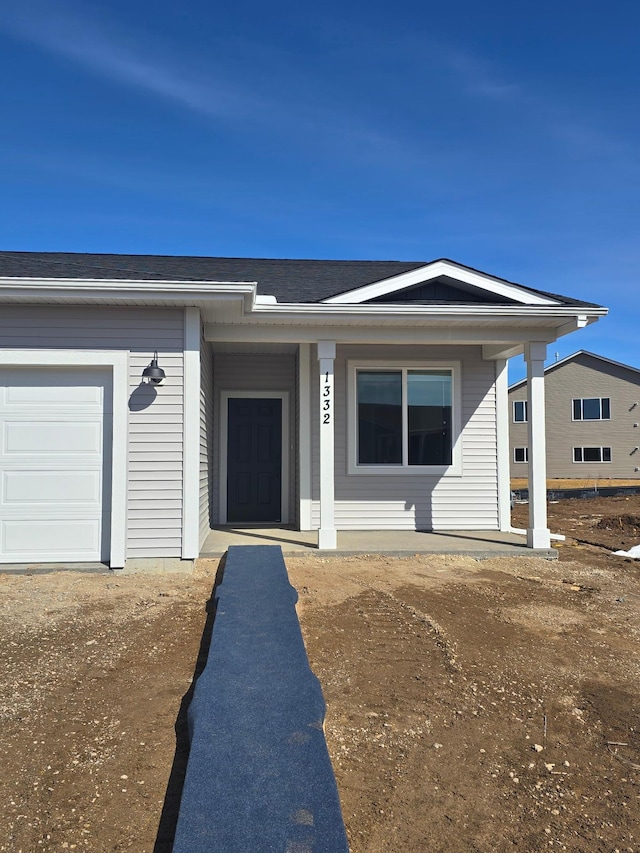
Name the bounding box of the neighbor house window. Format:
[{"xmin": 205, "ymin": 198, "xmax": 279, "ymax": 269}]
[
  {"xmin": 351, "ymin": 363, "xmax": 458, "ymax": 471},
  {"xmin": 573, "ymin": 447, "xmax": 612, "ymax": 463},
  {"xmin": 572, "ymin": 398, "xmax": 610, "ymax": 420},
  {"xmin": 513, "ymin": 400, "xmax": 528, "ymax": 423},
  {"xmin": 514, "ymin": 447, "xmax": 528, "ymax": 463}
]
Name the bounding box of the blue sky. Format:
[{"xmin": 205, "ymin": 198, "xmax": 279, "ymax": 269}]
[{"xmin": 0, "ymin": 0, "xmax": 638, "ymax": 381}]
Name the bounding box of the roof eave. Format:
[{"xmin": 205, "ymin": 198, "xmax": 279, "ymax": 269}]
[{"xmin": 0, "ymin": 277, "xmax": 608, "ymax": 336}]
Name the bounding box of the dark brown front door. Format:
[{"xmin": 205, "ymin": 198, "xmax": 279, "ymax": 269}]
[{"xmin": 226, "ymin": 398, "xmax": 282, "ymax": 523}]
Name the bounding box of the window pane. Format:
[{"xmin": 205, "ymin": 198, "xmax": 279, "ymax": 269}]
[
  {"xmin": 357, "ymin": 371, "xmax": 402, "ymax": 464},
  {"xmin": 602, "ymin": 398, "xmax": 611, "ymax": 419},
  {"xmin": 583, "ymin": 447, "xmax": 601, "ymax": 462},
  {"xmin": 407, "ymin": 371, "xmax": 452, "ymax": 465},
  {"xmin": 573, "ymin": 399, "xmax": 581, "ymax": 420},
  {"xmin": 514, "ymin": 447, "xmax": 527, "ymax": 463},
  {"xmin": 582, "ymin": 398, "xmax": 601, "ymax": 420},
  {"xmin": 574, "ymin": 447, "xmax": 582, "ymax": 462},
  {"xmin": 514, "ymin": 400, "xmax": 527, "ymax": 422},
  {"xmin": 603, "ymin": 447, "xmax": 612, "ymax": 462}
]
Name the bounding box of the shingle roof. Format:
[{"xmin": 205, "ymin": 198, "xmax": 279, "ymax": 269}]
[{"xmin": 0, "ymin": 251, "xmax": 602, "ymax": 308}]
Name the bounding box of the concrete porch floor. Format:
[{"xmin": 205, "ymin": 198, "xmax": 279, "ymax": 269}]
[{"xmin": 201, "ymin": 527, "xmax": 557, "ymax": 559}]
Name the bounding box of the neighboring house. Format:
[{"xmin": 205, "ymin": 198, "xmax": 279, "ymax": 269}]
[
  {"xmin": 509, "ymin": 351, "xmax": 640, "ymax": 481},
  {"xmin": 0, "ymin": 252, "xmax": 606, "ymax": 566}
]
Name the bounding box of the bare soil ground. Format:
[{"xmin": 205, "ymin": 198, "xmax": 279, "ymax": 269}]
[
  {"xmin": 511, "ymin": 478, "xmax": 640, "ymax": 490},
  {"xmin": 1, "ymin": 496, "xmax": 640, "ymax": 852}
]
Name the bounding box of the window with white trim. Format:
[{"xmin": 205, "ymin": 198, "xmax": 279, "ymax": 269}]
[
  {"xmin": 349, "ymin": 362, "xmax": 460, "ymax": 472},
  {"xmin": 514, "ymin": 447, "xmax": 528, "ymax": 463},
  {"xmin": 573, "ymin": 446, "xmax": 612, "ymax": 463},
  {"xmin": 572, "ymin": 397, "xmax": 610, "ymax": 421},
  {"xmin": 513, "ymin": 400, "xmax": 528, "ymax": 423}
]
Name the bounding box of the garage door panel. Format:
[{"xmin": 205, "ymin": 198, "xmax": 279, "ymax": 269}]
[
  {"xmin": 0, "ymin": 368, "xmax": 111, "ymax": 563},
  {"xmin": 2, "ymin": 470, "xmax": 102, "ymax": 504},
  {"xmin": 1, "ymin": 519, "xmax": 101, "ymax": 560},
  {"xmin": 5, "ymin": 384, "xmax": 104, "ymax": 407},
  {"xmin": 0, "ymin": 367, "xmax": 109, "ymax": 401},
  {"xmin": 3, "ymin": 422, "xmax": 102, "ymax": 455}
]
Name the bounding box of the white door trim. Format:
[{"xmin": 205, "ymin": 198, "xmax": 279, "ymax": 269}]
[
  {"xmin": 0, "ymin": 350, "xmax": 128, "ymax": 567},
  {"xmin": 219, "ymin": 390, "xmax": 290, "ymax": 525}
]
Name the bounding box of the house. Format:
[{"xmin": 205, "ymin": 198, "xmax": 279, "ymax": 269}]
[
  {"xmin": 509, "ymin": 350, "xmax": 640, "ymax": 481},
  {"xmin": 0, "ymin": 252, "xmax": 606, "ymax": 567}
]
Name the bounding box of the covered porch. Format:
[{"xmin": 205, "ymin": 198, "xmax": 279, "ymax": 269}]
[
  {"xmin": 200, "ymin": 526, "xmax": 557, "ymax": 559},
  {"xmin": 191, "ymin": 261, "xmax": 605, "ymax": 558},
  {"xmin": 202, "ymin": 333, "xmax": 558, "ymax": 553}
]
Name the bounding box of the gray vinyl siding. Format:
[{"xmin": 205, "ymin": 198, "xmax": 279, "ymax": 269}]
[
  {"xmin": 509, "ymin": 385, "xmax": 531, "ymax": 478},
  {"xmin": 199, "ymin": 334, "xmax": 214, "ymax": 547},
  {"xmin": 0, "ymin": 305, "xmax": 185, "ymax": 558},
  {"xmin": 212, "ymin": 352, "xmax": 297, "ymax": 524},
  {"xmin": 509, "ymin": 354, "xmax": 640, "ymax": 479},
  {"xmin": 310, "ymin": 344, "xmax": 498, "ymax": 530}
]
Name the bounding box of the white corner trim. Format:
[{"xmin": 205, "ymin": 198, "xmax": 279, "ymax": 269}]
[
  {"xmin": 346, "ymin": 360, "xmax": 462, "ymax": 476},
  {"xmin": 219, "ymin": 391, "xmax": 290, "ymax": 524},
  {"xmin": 298, "ymin": 344, "xmax": 313, "ymax": 530},
  {"xmin": 322, "ymin": 260, "xmax": 560, "ymax": 307},
  {"xmin": 0, "ymin": 349, "xmax": 128, "ymax": 568},
  {"xmin": 182, "ymin": 308, "xmax": 201, "ymax": 559},
  {"xmin": 495, "ymin": 359, "xmax": 511, "ymax": 531}
]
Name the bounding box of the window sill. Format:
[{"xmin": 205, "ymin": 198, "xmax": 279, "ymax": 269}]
[{"xmin": 348, "ymin": 464, "xmax": 462, "ymax": 477}]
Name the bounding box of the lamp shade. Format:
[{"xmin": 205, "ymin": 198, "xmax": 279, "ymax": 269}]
[{"xmin": 142, "ymin": 352, "xmax": 166, "ymax": 384}]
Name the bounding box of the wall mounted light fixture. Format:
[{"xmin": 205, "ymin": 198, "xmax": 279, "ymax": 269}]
[{"xmin": 142, "ymin": 351, "xmax": 166, "ymax": 385}]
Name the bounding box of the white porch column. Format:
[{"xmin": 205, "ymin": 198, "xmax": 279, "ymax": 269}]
[
  {"xmin": 495, "ymin": 358, "xmax": 512, "ymax": 532},
  {"xmin": 298, "ymin": 343, "xmax": 313, "ymax": 530},
  {"xmin": 525, "ymin": 342, "xmax": 550, "ymax": 549},
  {"xmin": 317, "ymin": 341, "xmax": 337, "ymax": 549}
]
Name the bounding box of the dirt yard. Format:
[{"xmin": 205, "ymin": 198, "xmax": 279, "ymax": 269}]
[{"xmin": 1, "ymin": 496, "xmax": 639, "ymax": 852}]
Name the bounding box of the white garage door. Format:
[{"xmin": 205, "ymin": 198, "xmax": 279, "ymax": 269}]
[{"xmin": 0, "ymin": 368, "xmax": 112, "ymax": 563}]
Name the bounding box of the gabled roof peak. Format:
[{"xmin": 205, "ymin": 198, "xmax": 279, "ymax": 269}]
[
  {"xmin": 323, "ymin": 258, "xmax": 561, "ymax": 307},
  {"xmin": 509, "ymin": 350, "xmax": 640, "ymax": 391}
]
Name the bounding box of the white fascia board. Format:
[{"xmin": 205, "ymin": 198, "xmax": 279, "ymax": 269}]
[
  {"xmin": 0, "ymin": 277, "xmax": 257, "ymax": 306},
  {"xmin": 247, "ymin": 301, "xmax": 607, "ymax": 320},
  {"xmin": 321, "ymin": 260, "xmax": 561, "ymax": 306}
]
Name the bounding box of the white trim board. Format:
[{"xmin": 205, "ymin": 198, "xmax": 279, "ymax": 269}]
[
  {"xmin": 298, "ymin": 344, "xmax": 312, "ymax": 530},
  {"xmin": 322, "ymin": 260, "xmax": 560, "ymax": 306},
  {"xmin": 219, "ymin": 391, "xmax": 290, "ymax": 525},
  {"xmin": 182, "ymin": 308, "xmax": 201, "ymax": 559},
  {"xmin": 495, "ymin": 359, "xmax": 511, "ymax": 532},
  {"xmin": 0, "ymin": 349, "xmax": 128, "ymax": 567}
]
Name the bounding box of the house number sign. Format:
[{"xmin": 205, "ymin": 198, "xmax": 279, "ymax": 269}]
[{"xmin": 322, "ymin": 370, "xmax": 332, "ymax": 425}]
